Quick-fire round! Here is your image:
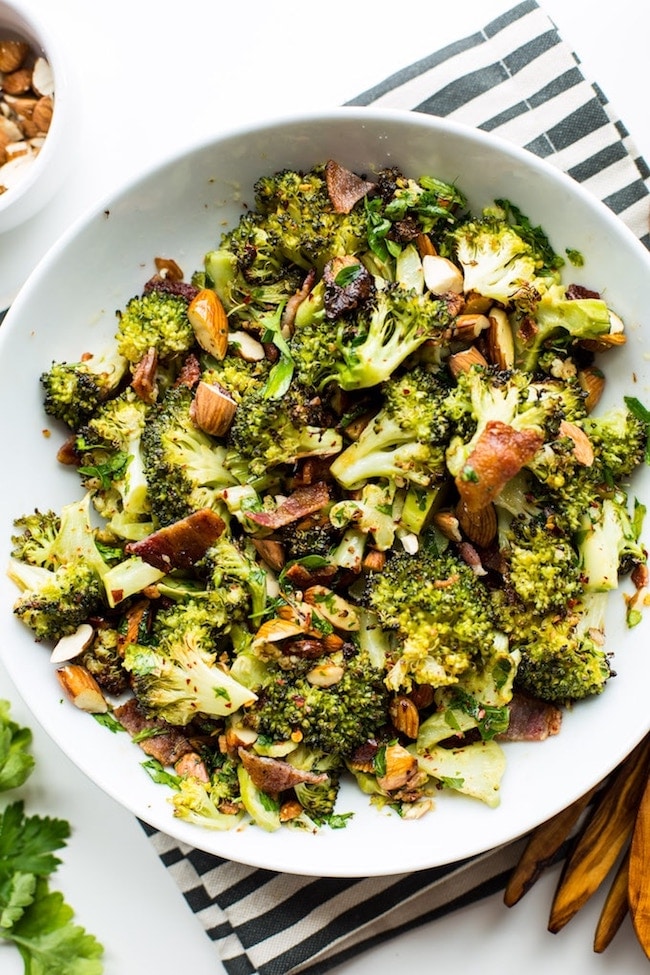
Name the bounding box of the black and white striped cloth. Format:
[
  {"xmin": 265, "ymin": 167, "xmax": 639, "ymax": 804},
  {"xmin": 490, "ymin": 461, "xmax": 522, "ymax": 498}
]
[{"xmin": 144, "ymin": 3, "xmax": 650, "ymax": 972}]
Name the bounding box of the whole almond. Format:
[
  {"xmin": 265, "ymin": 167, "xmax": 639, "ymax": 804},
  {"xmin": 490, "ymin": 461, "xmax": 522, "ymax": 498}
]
[
  {"xmin": 0, "ymin": 39, "xmax": 29, "ymax": 73},
  {"xmin": 32, "ymin": 95, "xmax": 53, "ymax": 133},
  {"xmin": 2, "ymin": 67, "xmax": 33, "ymax": 96}
]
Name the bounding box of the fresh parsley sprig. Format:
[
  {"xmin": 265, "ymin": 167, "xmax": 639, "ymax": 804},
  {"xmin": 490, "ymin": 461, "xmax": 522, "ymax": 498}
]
[{"xmin": 0, "ymin": 698, "xmax": 104, "ymax": 973}]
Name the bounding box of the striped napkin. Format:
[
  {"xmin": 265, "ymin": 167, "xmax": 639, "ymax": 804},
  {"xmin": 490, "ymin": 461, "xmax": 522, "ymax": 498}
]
[{"xmin": 144, "ymin": 2, "xmax": 650, "ymax": 973}]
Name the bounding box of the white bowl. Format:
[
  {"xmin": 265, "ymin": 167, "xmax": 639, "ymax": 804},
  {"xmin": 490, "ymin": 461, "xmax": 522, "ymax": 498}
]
[
  {"xmin": 1, "ymin": 108, "xmax": 649, "ymax": 877},
  {"xmin": 0, "ymin": 1, "xmax": 72, "ymax": 232}
]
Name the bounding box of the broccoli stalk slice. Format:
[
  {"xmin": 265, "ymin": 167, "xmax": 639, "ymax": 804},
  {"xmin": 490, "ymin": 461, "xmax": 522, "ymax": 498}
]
[
  {"xmin": 513, "ymin": 285, "xmax": 613, "ymax": 373},
  {"xmin": 236, "ymin": 765, "xmax": 281, "ymax": 832},
  {"xmin": 579, "ymin": 493, "xmax": 647, "ymax": 592},
  {"xmin": 123, "ymin": 641, "xmax": 258, "ymax": 725}
]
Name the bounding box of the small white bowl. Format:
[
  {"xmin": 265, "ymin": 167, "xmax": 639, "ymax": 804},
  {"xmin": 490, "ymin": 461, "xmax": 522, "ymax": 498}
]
[{"xmin": 0, "ymin": 1, "xmax": 71, "ymax": 233}]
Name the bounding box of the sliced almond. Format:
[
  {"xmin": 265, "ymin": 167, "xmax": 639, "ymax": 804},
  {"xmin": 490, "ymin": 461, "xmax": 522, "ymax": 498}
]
[
  {"xmin": 190, "ymin": 380, "xmax": 237, "ymax": 436},
  {"xmin": 453, "ymin": 313, "xmax": 490, "ymax": 342},
  {"xmin": 578, "ymin": 365, "xmax": 605, "ymax": 413},
  {"xmin": 31, "ymin": 56, "xmax": 54, "ymax": 97},
  {"xmin": 251, "ymin": 538, "xmax": 286, "ymax": 573},
  {"xmin": 228, "ymin": 329, "xmax": 266, "ymax": 362},
  {"xmin": 422, "ymin": 254, "xmax": 464, "ymax": 294},
  {"xmin": 416, "ymin": 233, "xmax": 436, "ymax": 258},
  {"xmin": 389, "ymin": 695, "xmax": 420, "ymax": 739},
  {"xmin": 432, "ymin": 509, "xmax": 462, "ymax": 543},
  {"xmin": 252, "ymin": 617, "xmax": 307, "ymax": 649},
  {"xmin": 447, "ymin": 345, "xmax": 488, "ymax": 378},
  {"xmin": 50, "ymin": 623, "xmax": 95, "ymax": 664},
  {"xmin": 324, "ymin": 159, "xmax": 375, "ymax": 214},
  {"xmin": 0, "ymin": 115, "xmax": 23, "ymax": 150},
  {"xmin": 456, "ymin": 498, "xmax": 498, "ymax": 547},
  {"xmin": 56, "ymin": 664, "xmax": 109, "ymax": 713},
  {"xmin": 306, "ymin": 662, "xmax": 345, "ymax": 687},
  {"xmin": 559, "ymin": 420, "xmax": 594, "ymax": 467},
  {"xmin": 188, "ymin": 288, "xmax": 229, "ymax": 360},
  {"xmin": 486, "ymin": 306, "xmax": 515, "ymax": 369},
  {"xmin": 377, "ymin": 742, "xmax": 419, "ymax": 792}
]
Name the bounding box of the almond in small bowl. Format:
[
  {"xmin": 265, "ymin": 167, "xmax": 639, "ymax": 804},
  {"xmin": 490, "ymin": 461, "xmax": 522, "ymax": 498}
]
[{"xmin": 0, "ymin": 1, "xmax": 72, "ymax": 232}]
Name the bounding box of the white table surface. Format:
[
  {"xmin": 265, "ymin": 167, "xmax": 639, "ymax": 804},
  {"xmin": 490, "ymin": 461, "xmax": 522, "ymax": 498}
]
[{"xmin": 1, "ymin": 1, "xmax": 650, "ymax": 972}]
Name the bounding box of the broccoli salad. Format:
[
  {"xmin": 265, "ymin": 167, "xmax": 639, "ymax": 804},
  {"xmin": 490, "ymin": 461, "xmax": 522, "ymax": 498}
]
[{"xmin": 8, "ymin": 159, "xmax": 649, "ymax": 834}]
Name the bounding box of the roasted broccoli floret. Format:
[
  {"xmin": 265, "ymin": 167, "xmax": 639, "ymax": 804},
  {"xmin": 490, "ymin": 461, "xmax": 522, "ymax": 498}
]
[
  {"xmin": 8, "ymin": 493, "xmax": 110, "ymax": 641},
  {"xmin": 318, "ymin": 285, "xmax": 453, "ymax": 392},
  {"xmin": 582, "ymin": 401, "xmax": 649, "ymax": 481},
  {"xmin": 123, "ymin": 597, "xmax": 257, "ymax": 725},
  {"xmin": 80, "ymin": 625, "xmax": 130, "ymax": 696},
  {"xmin": 242, "ymin": 647, "xmax": 389, "ymax": 756},
  {"xmin": 76, "ymin": 388, "xmax": 152, "ymax": 540},
  {"xmin": 40, "ymin": 345, "xmax": 128, "ymax": 430},
  {"xmin": 141, "ymin": 383, "xmax": 238, "ymax": 526},
  {"xmin": 204, "ymin": 534, "xmax": 269, "ymax": 623},
  {"xmin": 228, "ymin": 380, "xmax": 342, "ymax": 478},
  {"xmin": 248, "ymin": 165, "xmax": 369, "ymax": 274},
  {"xmin": 171, "ymin": 759, "xmax": 244, "ymax": 830},
  {"xmin": 115, "ymin": 289, "xmax": 196, "ymax": 366},
  {"xmin": 508, "ymin": 593, "xmax": 612, "ymax": 703},
  {"xmin": 501, "ymin": 511, "xmax": 583, "ymax": 614},
  {"xmin": 511, "ymin": 283, "xmax": 615, "ymax": 374},
  {"xmin": 200, "ymin": 351, "xmax": 270, "ymax": 403},
  {"xmin": 365, "ymin": 533, "xmax": 506, "ymax": 692},
  {"xmin": 329, "ymin": 366, "xmax": 452, "ymax": 489},
  {"xmin": 447, "ymin": 202, "xmax": 561, "ymax": 306}
]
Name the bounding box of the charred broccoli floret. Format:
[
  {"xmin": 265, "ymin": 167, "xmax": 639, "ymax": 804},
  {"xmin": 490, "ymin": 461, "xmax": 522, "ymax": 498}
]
[
  {"xmin": 446, "ymin": 200, "xmax": 562, "ymax": 306},
  {"xmin": 365, "ymin": 533, "xmax": 506, "ymax": 692},
  {"xmin": 80, "ymin": 625, "xmax": 129, "ymax": 696},
  {"xmin": 582, "ymin": 400, "xmax": 649, "ymax": 481},
  {"xmin": 203, "ymin": 534, "xmax": 268, "ymax": 624},
  {"xmin": 141, "ymin": 383, "xmax": 238, "ymax": 526},
  {"xmin": 507, "ymin": 594, "xmax": 612, "ymax": 703},
  {"xmin": 501, "ymin": 511, "xmax": 583, "ymax": 614},
  {"xmin": 316, "ymin": 285, "xmax": 453, "ymax": 392},
  {"xmin": 228, "ymin": 380, "xmax": 342, "ymax": 478},
  {"xmin": 242, "ymin": 647, "xmax": 389, "ymax": 756},
  {"xmin": 76, "ymin": 388, "xmax": 152, "ymax": 540},
  {"xmin": 123, "ymin": 597, "xmax": 257, "ymax": 725},
  {"xmin": 40, "ymin": 344, "xmax": 128, "ymax": 431},
  {"xmin": 329, "ymin": 366, "xmax": 452, "ymax": 489},
  {"xmin": 115, "ymin": 289, "xmax": 195, "ymax": 366},
  {"xmin": 8, "ymin": 493, "xmax": 110, "ymax": 641}
]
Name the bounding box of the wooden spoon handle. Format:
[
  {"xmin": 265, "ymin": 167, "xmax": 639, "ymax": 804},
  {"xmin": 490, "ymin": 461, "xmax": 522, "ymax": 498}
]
[
  {"xmin": 629, "ymin": 772, "xmax": 650, "ymax": 958},
  {"xmin": 548, "ymin": 734, "xmax": 650, "ymax": 933}
]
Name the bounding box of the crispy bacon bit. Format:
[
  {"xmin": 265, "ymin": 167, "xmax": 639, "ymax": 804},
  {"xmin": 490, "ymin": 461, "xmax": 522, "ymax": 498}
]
[
  {"xmin": 115, "ymin": 697, "xmax": 195, "ymax": 765},
  {"xmin": 237, "ymin": 747, "xmax": 328, "ymax": 795},
  {"xmin": 175, "ymin": 352, "xmax": 202, "ymax": 389},
  {"xmin": 283, "ymin": 561, "xmax": 338, "ymax": 590},
  {"xmin": 325, "ymin": 159, "xmax": 375, "ymax": 214},
  {"xmin": 125, "ymin": 508, "xmax": 225, "ymax": 571},
  {"xmin": 246, "ymin": 482, "xmax": 331, "ymax": 530},
  {"xmin": 498, "ymin": 693, "xmax": 563, "ymax": 742},
  {"xmin": 131, "ymin": 346, "xmax": 159, "ymax": 403},
  {"xmin": 455, "ymin": 420, "xmax": 544, "ymax": 511},
  {"xmin": 566, "ymin": 283, "xmax": 601, "ymax": 300},
  {"xmin": 323, "ymin": 256, "xmax": 374, "ymax": 319}
]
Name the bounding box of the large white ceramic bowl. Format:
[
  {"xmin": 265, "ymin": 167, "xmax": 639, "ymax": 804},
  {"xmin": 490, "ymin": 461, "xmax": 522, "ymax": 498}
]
[
  {"xmin": 0, "ymin": 0, "xmax": 73, "ymax": 232},
  {"xmin": 1, "ymin": 108, "xmax": 649, "ymax": 878}
]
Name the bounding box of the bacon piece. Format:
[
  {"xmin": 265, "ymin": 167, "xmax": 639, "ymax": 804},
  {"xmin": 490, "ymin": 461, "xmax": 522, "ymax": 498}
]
[
  {"xmin": 174, "ymin": 751, "xmax": 210, "ymax": 782},
  {"xmin": 498, "ymin": 692, "xmax": 563, "ymax": 742},
  {"xmin": 175, "ymin": 352, "xmax": 201, "ymax": 389},
  {"xmin": 246, "ymin": 482, "xmax": 331, "ymax": 530},
  {"xmin": 115, "ymin": 697, "xmax": 195, "ymax": 765},
  {"xmin": 455, "ymin": 420, "xmax": 544, "ymax": 512},
  {"xmin": 238, "ymin": 747, "xmax": 328, "ymax": 795},
  {"xmin": 131, "ymin": 346, "xmax": 159, "ymax": 403},
  {"xmin": 325, "ymin": 159, "xmax": 375, "ymax": 214},
  {"xmin": 125, "ymin": 508, "xmax": 225, "ymax": 571}
]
